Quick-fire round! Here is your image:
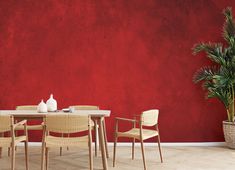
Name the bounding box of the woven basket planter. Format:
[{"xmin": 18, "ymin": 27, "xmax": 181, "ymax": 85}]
[{"xmin": 223, "ymin": 121, "xmax": 235, "ymax": 149}]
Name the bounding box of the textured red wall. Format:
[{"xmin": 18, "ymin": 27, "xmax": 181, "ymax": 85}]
[{"xmin": 1, "ymin": 0, "xmax": 235, "ymax": 142}]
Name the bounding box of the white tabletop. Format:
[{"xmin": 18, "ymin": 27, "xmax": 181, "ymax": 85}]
[{"xmin": 0, "ymin": 110, "xmax": 111, "ymax": 117}]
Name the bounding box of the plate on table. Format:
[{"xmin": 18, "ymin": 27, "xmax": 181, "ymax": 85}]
[{"xmin": 62, "ymin": 108, "xmax": 70, "ymax": 112}]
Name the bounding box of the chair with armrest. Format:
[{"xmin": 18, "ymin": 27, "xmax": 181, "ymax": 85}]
[
  {"xmin": 16, "ymin": 105, "xmax": 43, "ymax": 130},
  {"xmin": 41, "ymin": 114, "xmax": 93, "ymax": 170},
  {"xmin": 16, "ymin": 105, "xmax": 64, "ymax": 157},
  {"xmin": 0, "ymin": 115, "xmax": 29, "ymax": 170},
  {"xmin": 14, "ymin": 105, "xmax": 43, "ymax": 155},
  {"xmin": 69, "ymin": 105, "xmax": 109, "ymax": 158},
  {"xmin": 113, "ymin": 109, "xmax": 163, "ymax": 170}
]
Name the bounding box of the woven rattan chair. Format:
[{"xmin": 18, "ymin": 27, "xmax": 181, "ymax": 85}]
[
  {"xmin": 113, "ymin": 109, "xmax": 163, "ymax": 170},
  {"xmin": 69, "ymin": 105, "xmax": 109, "ymax": 158},
  {"xmin": 14, "ymin": 105, "xmax": 44, "ymax": 155},
  {"xmin": 16, "ymin": 105, "xmax": 43, "ymax": 130},
  {"xmin": 0, "ymin": 115, "xmax": 29, "ymax": 170},
  {"xmin": 41, "ymin": 114, "xmax": 93, "ymax": 170}
]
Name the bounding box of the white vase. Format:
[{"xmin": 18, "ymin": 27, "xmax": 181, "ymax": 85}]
[
  {"xmin": 46, "ymin": 94, "xmax": 57, "ymax": 112},
  {"xmin": 37, "ymin": 100, "xmax": 47, "ymax": 113}
]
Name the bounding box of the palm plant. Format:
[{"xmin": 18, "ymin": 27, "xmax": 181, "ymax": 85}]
[{"xmin": 193, "ymin": 7, "xmax": 235, "ymax": 123}]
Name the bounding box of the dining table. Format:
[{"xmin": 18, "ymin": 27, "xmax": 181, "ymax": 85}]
[{"xmin": 0, "ymin": 109, "xmax": 111, "ymax": 170}]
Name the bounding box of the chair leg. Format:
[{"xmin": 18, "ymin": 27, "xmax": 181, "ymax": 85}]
[
  {"xmin": 89, "ymin": 129, "xmax": 93, "ymax": 170},
  {"xmin": 89, "ymin": 145, "xmax": 94, "ymax": 170},
  {"xmin": 67, "ymin": 134, "xmax": 70, "ymax": 151},
  {"xmin": 0, "ymin": 132, "xmax": 2, "ymax": 158},
  {"xmin": 46, "ymin": 148, "xmax": 49, "ymax": 170},
  {"xmin": 157, "ymin": 135, "xmax": 163, "ymax": 163},
  {"xmin": 94, "ymin": 120, "xmax": 98, "ymax": 157},
  {"xmin": 41, "ymin": 144, "xmax": 45, "ymax": 170},
  {"xmin": 132, "ymin": 138, "xmax": 135, "ymax": 160},
  {"xmin": 5, "ymin": 131, "xmax": 11, "ymax": 157},
  {"xmin": 8, "ymin": 147, "xmax": 11, "ymax": 157},
  {"xmin": 113, "ymin": 135, "xmax": 118, "ymax": 167},
  {"xmin": 60, "ymin": 147, "xmax": 62, "ymax": 156},
  {"xmin": 102, "ymin": 119, "xmax": 109, "ymax": 158},
  {"xmin": 0, "ymin": 147, "xmax": 2, "ymax": 159},
  {"xmin": 11, "ymin": 144, "xmax": 16, "ymax": 170},
  {"xmin": 14, "ymin": 121, "xmax": 18, "ymax": 152},
  {"xmin": 140, "ymin": 140, "xmax": 147, "ymax": 170},
  {"xmin": 24, "ymin": 141, "xmax": 29, "ymax": 170},
  {"xmin": 60, "ymin": 133, "xmax": 63, "ymax": 156}
]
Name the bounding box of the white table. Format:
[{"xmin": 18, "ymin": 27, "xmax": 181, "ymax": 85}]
[{"xmin": 0, "ymin": 110, "xmax": 111, "ymax": 170}]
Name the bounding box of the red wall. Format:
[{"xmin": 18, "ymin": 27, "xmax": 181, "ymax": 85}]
[{"xmin": 1, "ymin": 0, "xmax": 235, "ymax": 142}]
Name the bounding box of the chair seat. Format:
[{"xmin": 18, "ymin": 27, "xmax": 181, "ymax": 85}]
[
  {"xmin": 0, "ymin": 136, "xmax": 27, "ymax": 147},
  {"xmin": 45, "ymin": 135, "xmax": 89, "ymax": 148},
  {"xmin": 117, "ymin": 128, "xmax": 158, "ymax": 140}
]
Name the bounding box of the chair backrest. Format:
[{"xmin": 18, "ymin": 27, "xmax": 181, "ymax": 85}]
[
  {"xmin": 45, "ymin": 114, "xmax": 90, "ymax": 133},
  {"xmin": 0, "ymin": 115, "xmax": 13, "ymax": 133},
  {"xmin": 16, "ymin": 105, "xmax": 37, "ymax": 110},
  {"xmin": 70, "ymin": 105, "xmax": 99, "ymax": 110},
  {"xmin": 141, "ymin": 109, "xmax": 159, "ymax": 127}
]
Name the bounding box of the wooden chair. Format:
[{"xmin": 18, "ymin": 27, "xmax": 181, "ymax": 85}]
[
  {"xmin": 113, "ymin": 109, "xmax": 163, "ymax": 170},
  {"xmin": 16, "ymin": 105, "xmax": 43, "ymax": 130},
  {"xmin": 41, "ymin": 114, "xmax": 93, "ymax": 170},
  {"xmin": 14, "ymin": 105, "xmax": 43, "ymax": 155},
  {"xmin": 0, "ymin": 115, "xmax": 29, "ymax": 170},
  {"xmin": 69, "ymin": 105, "xmax": 109, "ymax": 158}
]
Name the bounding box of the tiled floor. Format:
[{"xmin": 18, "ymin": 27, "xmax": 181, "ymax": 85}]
[{"xmin": 0, "ymin": 146, "xmax": 235, "ymax": 170}]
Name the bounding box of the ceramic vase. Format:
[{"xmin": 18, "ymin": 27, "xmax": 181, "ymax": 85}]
[
  {"xmin": 37, "ymin": 100, "xmax": 47, "ymax": 113},
  {"xmin": 46, "ymin": 94, "xmax": 57, "ymax": 112}
]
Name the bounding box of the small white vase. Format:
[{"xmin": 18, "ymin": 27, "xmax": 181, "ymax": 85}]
[
  {"xmin": 37, "ymin": 100, "xmax": 47, "ymax": 113},
  {"xmin": 46, "ymin": 94, "xmax": 57, "ymax": 112}
]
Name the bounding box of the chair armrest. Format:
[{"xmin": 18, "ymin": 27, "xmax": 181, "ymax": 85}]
[
  {"xmin": 41, "ymin": 122, "xmax": 46, "ymax": 129},
  {"xmin": 13, "ymin": 120, "xmax": 27, "ymax": 129},
  {"xmin": 115, "ymin": 117, "xmax": 137, "ymax": 122},
  {"xmin": 114, "ymin": 117, "xmax": 139, "ymax": 133}
]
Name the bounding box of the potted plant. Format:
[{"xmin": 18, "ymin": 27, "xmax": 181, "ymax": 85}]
[{"xmin": 193, "ymin": 7, "xmax": 235, "ymax": 149}]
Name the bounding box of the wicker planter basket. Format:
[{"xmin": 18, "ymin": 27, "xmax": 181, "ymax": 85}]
[{"xmin": 223, "ymin": 121, "xmax": 235, "ymax": 149}]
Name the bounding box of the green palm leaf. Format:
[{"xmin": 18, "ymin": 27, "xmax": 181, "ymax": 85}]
[
  {"xmin": 193, "ymin": 7, "xmax": 235, "ymax": 122},
  {"xmin": 193, "ymin": 43, "xmax": 226, "ymax": 65},
  {"xmin": 223, "ymin": 7, "xmax": 235, "ymax": 46},
  {"xmin": 193, "ymin": 66, "xmax": 218, "ymax": 83}
]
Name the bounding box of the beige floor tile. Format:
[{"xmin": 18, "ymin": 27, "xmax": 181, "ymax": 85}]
[{"xmin": 0, "ymin": 146, "xmax": 234, "ymax": 170}]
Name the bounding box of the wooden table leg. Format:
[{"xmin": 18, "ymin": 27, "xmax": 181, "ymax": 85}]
[
  {"xmin": 91, "ymin": 118, "xmax": 99, "ymax": 157},
  {"xmin": 103, "ymin": 119, "xmax": 109, "ymax": 158},
  {"xmin": 94, "ymin": 120, "xmax": 98, "ymax": 157},
  {"xmin": 98, "ymin": 117, "xmax": 108, "ymax": 170}
]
